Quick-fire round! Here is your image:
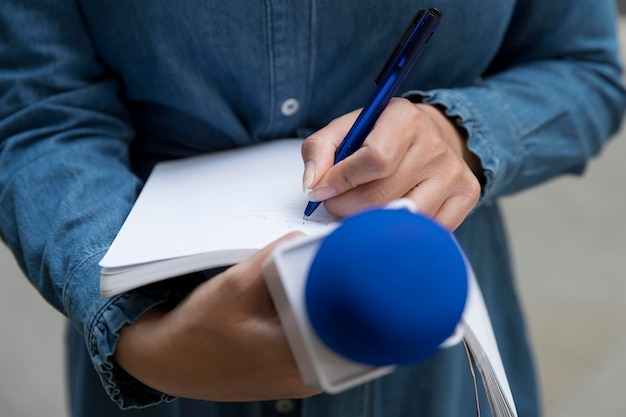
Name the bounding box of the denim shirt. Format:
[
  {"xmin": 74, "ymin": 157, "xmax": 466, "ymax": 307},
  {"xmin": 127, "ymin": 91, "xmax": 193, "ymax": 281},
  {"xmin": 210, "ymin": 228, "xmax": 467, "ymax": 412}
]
[{"xmin": 1, "ymin": 1, "xmax": 624, "ymax": 417}]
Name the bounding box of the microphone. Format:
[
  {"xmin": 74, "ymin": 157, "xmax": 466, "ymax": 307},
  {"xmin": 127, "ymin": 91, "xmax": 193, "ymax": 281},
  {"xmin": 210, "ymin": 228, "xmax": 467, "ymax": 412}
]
[{"xmin": 305, "ymin": 207, "xmax": 468, "ymax": 366}]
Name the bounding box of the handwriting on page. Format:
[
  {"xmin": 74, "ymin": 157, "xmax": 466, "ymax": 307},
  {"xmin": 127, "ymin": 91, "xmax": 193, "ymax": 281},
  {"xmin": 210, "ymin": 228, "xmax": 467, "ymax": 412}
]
[{"xmin": 241, "ymin": 214, "xmax": 330, "ymax": 227}]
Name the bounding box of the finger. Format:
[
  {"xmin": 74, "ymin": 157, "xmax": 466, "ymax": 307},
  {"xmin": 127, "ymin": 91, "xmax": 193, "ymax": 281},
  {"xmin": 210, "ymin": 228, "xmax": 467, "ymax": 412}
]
[
  {"xmin": 301, "ymin": 110, "xmax": 361, "ymax": 190},
  {"xmin": 399, "ymin": 180, "xmax": 447, "ymax": 218},
  {"xmin": 237, "ymin": 231, "xmax": 304, "ymax": 272},
  {"xmin": 308, "ymin": 99, "xmax": 425, "ymax": 203},
  {"xmin": 319, "ymin": 132, "xmax": 439, "ymax": 216},
  {"xmin": 320, "ymin": 160, "xmax": 421, "ymax": 217},
  {"xmin": 431, "ymin": 193, "xmax": 479, "ymax": 231},
  {"xmin": 403, "ymin": 171, "xmax": 480, "ymax": 230},
  {"xmin": 226, "ymin": 231, "xmax": 304, "ymax": 310}
]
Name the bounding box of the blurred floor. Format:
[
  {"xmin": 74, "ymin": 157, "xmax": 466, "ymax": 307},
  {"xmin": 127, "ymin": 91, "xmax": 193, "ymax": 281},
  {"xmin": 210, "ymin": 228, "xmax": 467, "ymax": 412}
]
[
  {"xmin": 0, "ymin": 250, "xmax": 65, "ymax": 417},
  {"xmin": 1, "ymin": 12, "xmax": 626, "ymax": 417}
]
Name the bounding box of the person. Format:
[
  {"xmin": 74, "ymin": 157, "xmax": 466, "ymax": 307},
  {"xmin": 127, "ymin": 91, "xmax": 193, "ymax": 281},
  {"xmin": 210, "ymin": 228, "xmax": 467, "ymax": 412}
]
[{"xmin": 0, "ymin": 1, "xmax": 624, "ymax": 416}]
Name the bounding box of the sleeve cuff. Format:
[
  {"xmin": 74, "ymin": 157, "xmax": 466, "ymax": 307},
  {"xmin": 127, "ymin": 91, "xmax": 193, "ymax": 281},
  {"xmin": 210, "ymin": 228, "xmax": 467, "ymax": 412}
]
[
  {"xmin": 63, "ymin": 249, "xmax": 211, "ymax": 409},
  {"xmin": 88, "ymin": 287, "xmax": 177, "ymax": 409}
]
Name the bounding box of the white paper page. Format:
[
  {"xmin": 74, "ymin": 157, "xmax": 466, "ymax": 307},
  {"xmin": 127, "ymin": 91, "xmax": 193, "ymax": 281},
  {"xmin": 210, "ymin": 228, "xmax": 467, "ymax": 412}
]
[
  {"xmin": 100, "ymin": 139, "xmax": 336, "ymax": 269},
  {"xmin": 462, "ymin": 268, "xmax": 518, "ymax": 417}
]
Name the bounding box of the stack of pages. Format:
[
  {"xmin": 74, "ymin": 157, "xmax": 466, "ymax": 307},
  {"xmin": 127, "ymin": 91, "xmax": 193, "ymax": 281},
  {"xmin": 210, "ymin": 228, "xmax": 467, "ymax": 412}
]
[
  {"xmin": 99, "ymin": 139, "xmax": 336, "ymax": 297},
  {"xmin": 462, "ymin": 268, "xmax": 518, "ymax": 417}
]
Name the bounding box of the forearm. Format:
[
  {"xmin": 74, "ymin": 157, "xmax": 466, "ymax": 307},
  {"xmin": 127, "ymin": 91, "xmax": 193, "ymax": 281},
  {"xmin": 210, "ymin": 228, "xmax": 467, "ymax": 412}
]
[
  {"xmin": 112, "ymin": 235, "xmax": 320, "ymax": 403},
  {"xmin": 0, "ymin": 0, "xmax": 180, "ymax": 408}
]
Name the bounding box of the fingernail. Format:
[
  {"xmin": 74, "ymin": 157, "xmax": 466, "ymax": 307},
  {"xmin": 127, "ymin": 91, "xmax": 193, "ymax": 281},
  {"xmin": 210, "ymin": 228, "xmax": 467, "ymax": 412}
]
[
  {"xmin": 302, "ymin": 161, "xmax": 315, "ymax": 192},
  {"xmin": 308, "ymin": 186, "xmax": 337, "ymax": 202}
]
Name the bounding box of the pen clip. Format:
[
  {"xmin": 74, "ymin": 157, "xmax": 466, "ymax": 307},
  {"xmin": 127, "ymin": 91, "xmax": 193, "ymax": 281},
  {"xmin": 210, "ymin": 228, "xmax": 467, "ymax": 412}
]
[{"xmin": 374, "ymin": 9, "xmax": 426, "ymax": 85}]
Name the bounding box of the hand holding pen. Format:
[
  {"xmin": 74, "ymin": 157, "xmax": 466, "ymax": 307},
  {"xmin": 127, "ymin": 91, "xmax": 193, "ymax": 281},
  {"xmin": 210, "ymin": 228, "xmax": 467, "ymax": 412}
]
[{"xmin": 301, "ymin": 8, "xmax": 483, "ymax": 230}]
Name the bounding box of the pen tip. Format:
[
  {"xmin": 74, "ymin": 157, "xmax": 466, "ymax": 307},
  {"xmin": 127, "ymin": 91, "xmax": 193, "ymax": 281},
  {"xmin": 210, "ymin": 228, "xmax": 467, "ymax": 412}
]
[{"xmin": 303, "ymin": 215, "xmax": 309, "ymax": 221}]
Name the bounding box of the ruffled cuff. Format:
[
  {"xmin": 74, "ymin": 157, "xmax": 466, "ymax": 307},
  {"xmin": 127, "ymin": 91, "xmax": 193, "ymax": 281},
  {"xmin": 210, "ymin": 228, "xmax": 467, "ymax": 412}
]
[{"xmin": 63, "ymin": 248, "xmax": 211, "ymax": 409}]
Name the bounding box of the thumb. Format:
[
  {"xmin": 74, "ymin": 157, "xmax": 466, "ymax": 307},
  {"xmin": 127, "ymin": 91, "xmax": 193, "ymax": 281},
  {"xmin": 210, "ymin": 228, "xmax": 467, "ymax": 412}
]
[
  {"xmin": 227, "ymin": 232, "xmax": 305, "ymax": 312},
  {"xmin": 237, "ymin": 231, "xmax": 304, "ymax": 274},
  {"xmin": 301, "ymin": 109, "xmax": 361, "ymax": 191}
]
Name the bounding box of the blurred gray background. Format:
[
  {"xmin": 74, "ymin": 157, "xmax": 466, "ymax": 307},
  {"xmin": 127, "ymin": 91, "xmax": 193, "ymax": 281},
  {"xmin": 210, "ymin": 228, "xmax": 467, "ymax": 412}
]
[{"xmin": 1, "ymin": 11, "xmax": 626, "ymax": 417}]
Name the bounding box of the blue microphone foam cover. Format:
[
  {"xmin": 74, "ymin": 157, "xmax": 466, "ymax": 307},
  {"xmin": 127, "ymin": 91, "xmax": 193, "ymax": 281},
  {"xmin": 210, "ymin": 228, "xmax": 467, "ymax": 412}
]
[{"xmin": 305, "ymin": 208, "xmax": 467, "ymax": 366}]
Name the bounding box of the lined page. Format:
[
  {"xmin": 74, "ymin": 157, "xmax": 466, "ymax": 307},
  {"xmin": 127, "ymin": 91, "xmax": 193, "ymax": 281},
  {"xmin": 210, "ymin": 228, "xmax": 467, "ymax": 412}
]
[{"xmin": 100, "ymin": 139, "xmax": 336, "ymax": 269}]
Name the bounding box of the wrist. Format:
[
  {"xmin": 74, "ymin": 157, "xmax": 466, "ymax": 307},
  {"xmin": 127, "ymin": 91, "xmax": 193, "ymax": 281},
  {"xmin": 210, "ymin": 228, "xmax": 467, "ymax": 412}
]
[{"xmin": 113, "ymin": 307, "xmax": 172, "ymax": 392}]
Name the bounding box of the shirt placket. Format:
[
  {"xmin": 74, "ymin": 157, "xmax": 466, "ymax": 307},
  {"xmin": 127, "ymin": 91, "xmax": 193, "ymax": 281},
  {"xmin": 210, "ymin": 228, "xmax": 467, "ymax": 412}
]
[{"xmin": 263, "ymin": 0, "xmax": 314, "ymax": 139}]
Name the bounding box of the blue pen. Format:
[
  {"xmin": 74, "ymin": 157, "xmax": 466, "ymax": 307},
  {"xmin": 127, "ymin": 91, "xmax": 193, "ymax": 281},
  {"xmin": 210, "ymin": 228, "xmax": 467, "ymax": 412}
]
[{"xmin": 304, "ymin": 7, "xmax": 442, "ymax": 218}]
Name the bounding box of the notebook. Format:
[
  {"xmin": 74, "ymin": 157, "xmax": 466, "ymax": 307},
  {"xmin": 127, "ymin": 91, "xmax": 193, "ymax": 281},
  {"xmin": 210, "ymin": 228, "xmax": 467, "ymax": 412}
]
[{"xmin": 99, "ymin": 139, "xmax": 336, "ymax": 297}]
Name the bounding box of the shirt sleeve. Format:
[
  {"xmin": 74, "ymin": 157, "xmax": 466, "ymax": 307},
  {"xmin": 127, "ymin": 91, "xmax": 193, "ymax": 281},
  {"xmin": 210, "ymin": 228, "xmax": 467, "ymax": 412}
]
[
  {"xmin": 405, "ymin": 0, "xmax": 626, "ymax": 201},
  {"xmin": 0, "ymin": 1, "xmax": 175, "ymax": 408}
]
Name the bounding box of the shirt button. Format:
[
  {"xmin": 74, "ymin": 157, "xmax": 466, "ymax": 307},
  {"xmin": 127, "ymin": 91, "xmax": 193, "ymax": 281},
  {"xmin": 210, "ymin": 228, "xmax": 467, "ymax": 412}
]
[
  {"xmin": 281, "ymin": 98, "xmax": 300, "ymax": 116},
  {"xmin": 274, "ymin": 399, "xmax": 295, "ymax": 414}
]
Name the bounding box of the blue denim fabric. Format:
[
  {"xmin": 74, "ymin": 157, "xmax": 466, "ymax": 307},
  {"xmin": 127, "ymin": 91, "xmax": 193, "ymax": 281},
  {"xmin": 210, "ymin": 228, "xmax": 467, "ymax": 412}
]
[{"xmin": 1, "ymin": 0, "xmax": 624, "ymax": 416}]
